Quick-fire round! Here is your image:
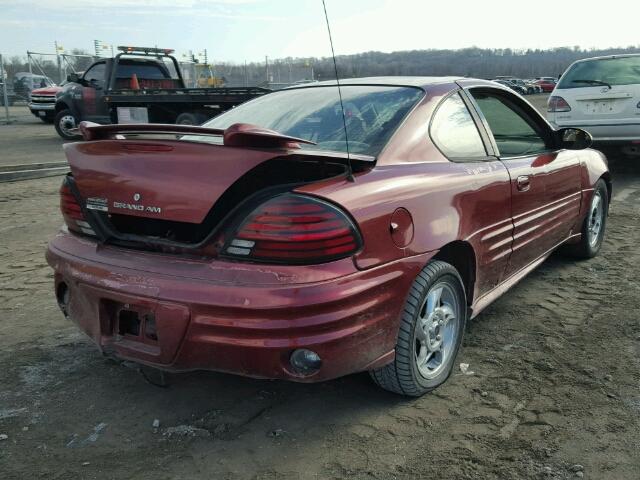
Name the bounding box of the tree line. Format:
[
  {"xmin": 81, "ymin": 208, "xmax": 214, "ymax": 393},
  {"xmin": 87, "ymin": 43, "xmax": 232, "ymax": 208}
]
[
  {"xmin": 228, "ymin": 45, "xmax": 640, "ymax": 86},
  {"xmin": 4, "ymin": 45, "xmax": 639, "ymax": 86}
]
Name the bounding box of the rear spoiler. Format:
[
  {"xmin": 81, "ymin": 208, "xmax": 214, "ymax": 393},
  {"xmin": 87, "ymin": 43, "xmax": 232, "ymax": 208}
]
[{"xmin": 78, "ymin": 121, "xmax": 317, "ymax": 150}]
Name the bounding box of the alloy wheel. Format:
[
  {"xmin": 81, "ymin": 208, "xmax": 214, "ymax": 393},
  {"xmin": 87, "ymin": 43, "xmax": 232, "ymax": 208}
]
[
  {"xmin": 414, "ymin": 282, "xmax": 460, "ymax": 379},
  {"xmin": 588, "ymin": 191, "xmax": 604, "ymax": 247}
]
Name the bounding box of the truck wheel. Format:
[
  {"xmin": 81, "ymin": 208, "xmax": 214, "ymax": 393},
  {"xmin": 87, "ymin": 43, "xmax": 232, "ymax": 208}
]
[
  {"xmin": 370, "ymin": 260, "xmax": 467, "ymax": 396},
  {"xmin": 54, "ymin": 109, "xmax": 81, "ymax": 140},
  {"xmin": 175, "ymin": 112, "xmax": 206, "ymax": 125}
]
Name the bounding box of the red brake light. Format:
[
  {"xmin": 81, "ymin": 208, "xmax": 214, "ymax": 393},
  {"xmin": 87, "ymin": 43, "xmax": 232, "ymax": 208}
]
[
  {"xmin": 548, "ymin": 96, "xmax": 571, "ymax": 113},
  {"xmin": 60, "ymin": 181, "xmax": 95, "ymax": 237},
  {"xmin": 224, "ymin": 194, "xmax": 361, "ymax": 264}
]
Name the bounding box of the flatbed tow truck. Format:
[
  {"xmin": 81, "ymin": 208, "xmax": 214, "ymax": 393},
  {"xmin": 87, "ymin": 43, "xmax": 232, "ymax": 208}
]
[{"xmin": 53, "ymin": 46, "xmax": 269, "ymax": 139}]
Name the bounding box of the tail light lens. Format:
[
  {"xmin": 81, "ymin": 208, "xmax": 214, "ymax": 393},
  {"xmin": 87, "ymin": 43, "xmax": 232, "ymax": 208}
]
[
  {"xmin": 223, "ymin": 194, "xmax": 361, "ymax": 264},
  {"xmin": 60, "ymin": 180, "xmax": 96, "ymax": 237},
  {"xmin": 548, "ymin": 96, "xmax": 571, "ymax": 113}
]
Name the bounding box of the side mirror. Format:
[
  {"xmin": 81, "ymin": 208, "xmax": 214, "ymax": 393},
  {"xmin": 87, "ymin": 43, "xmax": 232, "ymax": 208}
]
[
  {"xmin": 557, "ymin": 127, "xmax": 592, "ymax": 150},
  {"xmin": 67, "ymin": 73, "xmax": 80, "ymax": 83}
]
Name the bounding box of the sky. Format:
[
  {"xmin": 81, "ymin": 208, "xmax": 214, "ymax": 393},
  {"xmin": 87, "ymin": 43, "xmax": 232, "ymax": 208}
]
[{"xmin": 1, "ymin": 0, "xmax": 639, "ymax": 62}]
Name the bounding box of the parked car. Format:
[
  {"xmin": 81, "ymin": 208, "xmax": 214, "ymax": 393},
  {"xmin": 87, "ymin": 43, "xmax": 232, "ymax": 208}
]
[
  {"xmin": 493, "ymin": 79, "xmax": 527, "ymax": 95},
  {"xmin": 535, "ymin": 78, "xmax": 557, "ymax": 92},
  {"xmin": 525, "ymin": 80, "xmax": 544, "ymax": 93},
  {"xmin": 13, "ymin": 72, "xmax": 55, "ymax": 101},
  {"xmin": 46, "ymin": 77, "xmax": 610, "ymax": 396},
  {"xmin": 28, "ymin": 85, "xmax": 63, "ymax": 123},
  {"xmin": 0, "ymin": 80, "xmax": 15, "ymax": 106},
  {"xmin": 509, "ymin": 78, "xmax": 539, "ymax": 94},
  {"xmin": 547, "ymin": 54, "xmax": 640, "ymax": 155}
]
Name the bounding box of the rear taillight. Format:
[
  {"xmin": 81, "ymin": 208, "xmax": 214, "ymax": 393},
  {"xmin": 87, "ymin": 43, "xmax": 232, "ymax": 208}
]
[
  {"xmin": 223, "ymin": 194, "xmax": 361, "ymax": 264},
  {"xmin": 548, "ymin": 96, "xmax": 571, "ymax": 113},
  {"xmin": 60, "ymin": 181, "xmax": 95, "ymax": 236}
]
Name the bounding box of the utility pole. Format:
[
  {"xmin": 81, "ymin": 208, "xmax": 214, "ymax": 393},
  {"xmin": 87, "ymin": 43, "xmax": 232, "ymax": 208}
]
[
  {"xmin": 265, "ymin": 55, "xmax": 269, "ymax": 84},
  {"xmin": 55, "ymin": 41, "xmax": 63, "ymax": 84},
  {"xmin": 1, "ymin": 54, "xmax": 11, "ymax": 124},
  {"xmin": 244, "ymin": 60, "xmax": 248, "ymax": 87}
]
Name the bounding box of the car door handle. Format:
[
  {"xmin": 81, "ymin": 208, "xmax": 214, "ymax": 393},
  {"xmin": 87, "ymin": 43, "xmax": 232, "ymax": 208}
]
[{"xmin": 516, "ymin": 175, "xmax": 531, "ymax": 192}]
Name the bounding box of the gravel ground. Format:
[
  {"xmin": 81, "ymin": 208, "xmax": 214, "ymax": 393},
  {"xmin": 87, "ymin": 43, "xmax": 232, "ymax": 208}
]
[
  {"xmin": 1, "ymin": 93, "xmax": 639, "ymax": 479},
  {"xmin": 0, "ymin": 105, "xmax": 67, "ymax": 167}
]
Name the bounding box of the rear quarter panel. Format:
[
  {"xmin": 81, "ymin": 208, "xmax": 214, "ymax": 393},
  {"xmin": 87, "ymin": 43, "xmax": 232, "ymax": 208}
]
[{"xmin": 297, "ymin": 84, "xmax": 514, "ymax": 299}]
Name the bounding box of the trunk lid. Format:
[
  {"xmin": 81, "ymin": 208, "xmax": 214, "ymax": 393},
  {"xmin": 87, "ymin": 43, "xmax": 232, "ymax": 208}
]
[
  {"xmin": 63, "ymin": 122, "xmax": 362, "ymax": 252},
  {"xmin": 65, "ymin": 139, "xmax": 284, "ymax": 224},
  {"xmin": 572, "ymin": 86, "xmax": 638, "ymax": 118}
]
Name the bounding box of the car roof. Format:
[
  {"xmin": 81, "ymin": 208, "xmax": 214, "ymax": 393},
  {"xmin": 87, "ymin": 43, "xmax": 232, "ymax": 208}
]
[
  {"xmin": 572, "ymin": 53, "xmax": 640, "ymax": 64},
  {"xmin": 296, "ymin": 76, "xmax": 465, "ymax": 90}
]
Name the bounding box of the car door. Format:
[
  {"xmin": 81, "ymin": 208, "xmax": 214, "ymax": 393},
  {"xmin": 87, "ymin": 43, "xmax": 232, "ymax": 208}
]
[
  {"xmin": 428, "ymin": 91, "xmax": 513, "ymax": 295},
  {"xmin": 464, "ymin": 87, "xmax": 582, "ymax": 279},
  {"xmin": 80, "ymin": 62, "xmax": 110, "ymax": 123}
]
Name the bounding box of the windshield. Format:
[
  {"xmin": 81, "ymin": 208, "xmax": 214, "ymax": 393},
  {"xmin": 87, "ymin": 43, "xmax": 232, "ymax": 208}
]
[
  {"xmin": 558, "ymin": 56, "xmax": 640, "ymax": 89},
  {"xmin": 191, "ymin": 85, "xmax": 424, "ymax": 156}
]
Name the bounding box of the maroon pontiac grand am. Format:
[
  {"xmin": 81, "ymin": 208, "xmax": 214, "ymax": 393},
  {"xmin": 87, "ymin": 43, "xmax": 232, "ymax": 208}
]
[{"xmin": 46, "ymin": 77, "xmax": 610, "ymax": 396}]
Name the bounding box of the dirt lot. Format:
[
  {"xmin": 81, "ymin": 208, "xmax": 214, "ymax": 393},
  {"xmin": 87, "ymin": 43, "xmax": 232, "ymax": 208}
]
[
  {"xmin": 1, "ymin": 94, "xmax": 639, "ymax": 479},
  {"xmin": 1, "ymin": 105, "xmax": 68, "ymax": 167}
]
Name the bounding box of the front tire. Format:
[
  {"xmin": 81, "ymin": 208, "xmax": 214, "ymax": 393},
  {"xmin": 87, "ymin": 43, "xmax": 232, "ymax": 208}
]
[
  {"xmin": 54, "ymin": 109, "xmax": 81, "ymax": 140},
  {"xmin": 564, "ymin": 178, "xmax": 608, "ymax": 258},
  {"xmin": 370, "ymin": 260, "xmax": 467, "ymax": 396}
]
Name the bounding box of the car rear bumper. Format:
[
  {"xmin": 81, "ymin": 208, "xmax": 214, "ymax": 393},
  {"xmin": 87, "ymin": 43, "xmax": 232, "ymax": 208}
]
[
  {"xmin": 46, "ymin": 231, "xmax": 432, "ymax": 382},
  {"xmin": 550, "ymin": 119, "xmax": 640, "ymax": 143}
]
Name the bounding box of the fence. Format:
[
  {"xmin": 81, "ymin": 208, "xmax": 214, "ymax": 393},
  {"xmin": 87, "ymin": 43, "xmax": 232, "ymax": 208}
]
[
  {"xmin": 1, "ymin": 54, "xmax": 11, "ymax": 124},
  {"xmin": 27, "ymin": 51, "xmax": 98, "ymax": 85}
]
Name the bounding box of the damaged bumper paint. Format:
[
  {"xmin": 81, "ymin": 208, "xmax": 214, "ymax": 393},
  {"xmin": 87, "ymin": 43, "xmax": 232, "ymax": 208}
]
[{"xmin": 46, "ymin": 230, "xmax": 433, "ymax": 382}]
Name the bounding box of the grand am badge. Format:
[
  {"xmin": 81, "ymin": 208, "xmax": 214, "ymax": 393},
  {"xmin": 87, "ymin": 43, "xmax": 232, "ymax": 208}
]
[{"xmin": 112, "ymin": 201, "xmax": 162, "ymax": 214}]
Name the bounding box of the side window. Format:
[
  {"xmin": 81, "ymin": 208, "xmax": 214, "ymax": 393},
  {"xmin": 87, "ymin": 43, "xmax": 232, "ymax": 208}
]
[
  {"xmin": 83, "ymin": 63, "xmax": 106, "ymax": 89},
  {"xmin": 430, "ymin": 93, "xmax": 487, "ymax": 160},
  {"xmin": 470, "ymin": 91, "xmax": 549, "ymax": 157}
]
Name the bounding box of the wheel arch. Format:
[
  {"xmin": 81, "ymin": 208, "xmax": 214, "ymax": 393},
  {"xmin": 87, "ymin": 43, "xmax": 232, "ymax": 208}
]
[
  {"xmin": 432, "ymin": 240, "xmax": 476, "ymax": 305},
  {"xmin": 600, "ymin": 171, "xmax": 612, "ymax": 204},
  {"xmin": 55, "ymin": 100, "xmax": 70, "ymax": 113}
]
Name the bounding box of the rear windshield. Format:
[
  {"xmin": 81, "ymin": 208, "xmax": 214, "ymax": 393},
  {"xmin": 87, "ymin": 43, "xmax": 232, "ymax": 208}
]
[
  {"xmin": 115, "ymin": 63, "xmax": 175, "ymax": 80},
  {"xmin": 191, "ymin": 85, "xmax": 424, "ymax": 156},
  {"xmin": 558, "ymin": 56, "xmax": 640, "ymax": 89}
]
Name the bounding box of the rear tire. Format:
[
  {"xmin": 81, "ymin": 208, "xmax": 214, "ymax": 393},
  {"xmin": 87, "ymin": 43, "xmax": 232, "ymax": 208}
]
[
  {"xmin": 54, "ymin": 109, "xmax": 81, "ymax": 140},
  {"xmin": 175, "ymin": 112, "xmax": 206, "ymax": 125},
  {"xmin": 564, "ymin": 179, "xmax": 608, "ymax": 258},
  {"xmin": 370, "ymin": 260, "xmax": 467, "ymax": 396}
]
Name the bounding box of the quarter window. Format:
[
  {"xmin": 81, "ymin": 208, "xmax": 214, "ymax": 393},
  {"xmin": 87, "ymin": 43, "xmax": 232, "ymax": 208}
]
[
  {"xmin": 471, "ymin": 92, "xmax": 548, "ymax": 157},
  {"xmin": 430, "ymin": 93, "xmax": 487, "ymax": 160}
]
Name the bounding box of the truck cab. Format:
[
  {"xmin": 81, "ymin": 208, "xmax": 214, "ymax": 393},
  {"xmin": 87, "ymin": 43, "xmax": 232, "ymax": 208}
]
[{"xmin": 54, "ymin": 47, "xmax": 184, "ymax": 139}]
